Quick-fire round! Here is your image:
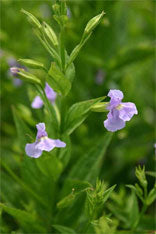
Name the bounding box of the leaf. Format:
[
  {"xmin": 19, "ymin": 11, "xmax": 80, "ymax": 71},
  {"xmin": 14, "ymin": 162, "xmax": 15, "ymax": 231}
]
[
  {"xmin": 128, "ymin": 191, "xmax": 139, "ymax": 228},
  {"xmin": 102, "ymin": 185, "xmax": 116, "ymax": 204},
  {"xmin": 146, "ymin": 171, "xmax": 156, "ymax": 178},
  {"xmin": 68, "ymin": 132, "xmax": 113, "ymax": 183},
  {"xmin": 146, "ymin": 184, "xmax": 156, "ymax": 205},
  {"xmin": 0, "ymin": 203, "xmax": 45, "ymax": 233},
  {"xmin": 58, "ymin": 135, "xmax": 71, "ymax": 169},
  {"xmin": 64, "ymin": 96, "xmax": 106, "ymax": 135},
  {"xmin": 57, "ymin": 180, "xmax": 91, "ymax": 209},
  {"xmin": 48, "ymin": 62, "xmax": 71, "ymax": 96},
  {"xmin": 108, "ymin": 43, "xmax": 155, "ymax": 70},
  {"xmin": 12, "ymin": 106, "xmax": 33, "ymax": 150},
  {"xmin": 53, "ymin": 225, "xmax": 76, "ymax": 234},
  {"xmin": 1, "ymin": 161, "xmax": 47, "ymax": 208},
  {"xmin": 65, "ymin": 62, "xmax": 75, "ymax": 83},
  {"xmin": 36, "ymin": 153, "xmax": 63, "ymax": 181}
]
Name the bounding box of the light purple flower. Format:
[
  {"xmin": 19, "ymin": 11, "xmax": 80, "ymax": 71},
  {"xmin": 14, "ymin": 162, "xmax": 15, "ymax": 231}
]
[
  {"xmin": 10, "ymin": 67, "xmax": 20, "ymax": 75},
  {"xmin": 31, "ymin": 83, "xmax": 57, "ymax": 109},
  {"xmin": 104, "ymin": 89, "xmax": 138, "ymax": 132},
  {"xmin": 95, "ymin": 69, "xmax": 105, "ymax": 85},
  {"xmin": 9, "ymin": 58, "xmax": 26, "ymax": 87},
  {"xmin": 67, "ymin": 7, "xmax": 71, "ymax": 18},
  {"xmin": 31, "ymin": 96, "xmax": 44, "ymax": 109},
  {"xmin": 25, "ymin": 123, "xmax": 66, "ymax": 158}
]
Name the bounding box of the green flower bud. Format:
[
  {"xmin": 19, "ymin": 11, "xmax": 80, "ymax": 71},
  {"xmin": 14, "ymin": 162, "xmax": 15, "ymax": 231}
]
[
  {"xmin": 21, "ymin": 9, "xmax": 41, "ymax": 29},
  {"xmin": 18, "ymin": 59, "xmax": 45, "ymax": 70}
]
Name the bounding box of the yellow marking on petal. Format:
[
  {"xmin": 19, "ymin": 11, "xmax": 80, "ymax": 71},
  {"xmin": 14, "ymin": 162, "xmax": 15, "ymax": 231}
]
[{"xmin": 116, "ymin": 104, "xmax": 123, "ymax": 110}]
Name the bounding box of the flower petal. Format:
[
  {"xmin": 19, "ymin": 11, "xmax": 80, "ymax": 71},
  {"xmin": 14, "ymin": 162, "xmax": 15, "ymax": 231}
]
[
  {"xmin": 36, "ymin": 123, "xmax": 48, "ymax": 139},
  {"xmin": 119, "ymin": 102, "xmax": 138, "ymax": 121},
  {"xmin": 53, "ymin": 139, "xmax": 66, "ymax": 148},
  {"xmin": 25, "ymin": 142, "xmax": 42, "ymax": 158},
  {"xmin": 45, "ymin": 83, "xmax": 57, "ymax": 103},
  {"xmin": 104, "ymin": 109, "xmax": 125, "ymax": 132},
  {"xmin": 108, "ymin": 89, "xmax": 123, "ymax": 101},
  {"xmin": 104, "ymin": 117, "xmax": 125, "ymax": 132},
  {"xmin": 37, "ymin": 138, "xmax": 56, "ymax": 152},
  {"xmin": 31, "ymin": 96, "xmax": 43, "ymax": 109}
]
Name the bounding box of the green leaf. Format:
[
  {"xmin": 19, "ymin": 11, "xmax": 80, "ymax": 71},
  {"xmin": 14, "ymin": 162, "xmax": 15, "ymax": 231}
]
[
  {"xmin": 1, "ymin": 162, "xmax": 47, "ymax": 208},
  {"xmin": 146, "ymin": 171, "xmax": 156, "ymax": 178},
  {"xmin": 18, "ymin": 59, "xmax": 45, "ymax": 70},
  {"xmin": 57, "ymin": 192, "xmax": 76, "ymax": 209},
  {"xmin": 0, "ymin": 203, "xmax": 45, "ymax": 233},
  {"xmin": 128, "ymin": 191, "xmax": 139, "ymax": 228},
  {"xmin": 102, "ymin": 185, "xmax": 116, "ymax": 204},
  {"xmin": 64, "ymin": 96, "xmax": 106, "ymax": 135},
  {"xmin": 53, "ymin": 225, "xmax": 76, "ymax": 234},
  {"xmin": 65, "ymin": 61, "xmax": 75, "ymax": 83},
  {"xmin": 68, "ymin": 132, "xmax": 113, "ymax": 183},
  {"xmin": 108, "ymin": 43, "xmax": 155, "ymax": 70},
  {"xmin": 58, "ymin": 180, "xmax": 91, "ymax": 209},
  {"xmin": 21, "ymin": 9, "xmax": 41, "ymax": 28},
  {"xmin": 146, "ymin": 184, "xmax": 156, "ymax": 206},
  {"xmin": 12, "ymin": 106, "xmax": 33, "ymax": 150},
  {"xmin": 48, "ymin": 62, "xmax": 71, "ymax": 96},
  {"xmin": 36, "ymin": 153, "xmax": 63, "ymax": 181},
  {"xmin": 66, "ymin": 32, "xmax": 92, "ymax": 70}
]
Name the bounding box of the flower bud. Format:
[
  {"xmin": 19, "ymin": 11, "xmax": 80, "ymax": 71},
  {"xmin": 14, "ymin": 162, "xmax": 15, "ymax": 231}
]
[
  {"xmin": 18, "ymin": 59, "xmax": 45, "ymax": 70},
  {"xmin": 43, "ymin": 22, "xmax": 58, "ymax": 46},
  {"xmin": 10, "ymin": 67, "xmax": 22, "ymax": 75},
  {"xmin": 91, "ymin": 102, "xmax": 108, "ymax": 112},
  {"xmin": 21, "ymin": 9, "xmax": 41, "ymax": 29},
  {"xmin": 84, "ymin": 11, "xmax": 105, "ymax": 35}
]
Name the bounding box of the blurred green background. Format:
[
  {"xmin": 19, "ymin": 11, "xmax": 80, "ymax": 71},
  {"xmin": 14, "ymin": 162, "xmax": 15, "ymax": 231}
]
[{"xmin": 1, "ymin": 0, "xmax": 155, "ymax": 227}]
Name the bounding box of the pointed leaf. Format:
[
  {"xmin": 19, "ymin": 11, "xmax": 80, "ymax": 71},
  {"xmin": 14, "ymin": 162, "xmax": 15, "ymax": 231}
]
[
  {"xmin": 53, "ymin": 225, "xmax": 76, "ymax": 234},
  {"xmin": 64, "ymin": 96, "xmax": 106, "ymax": 135},
  {"xmin": 68, "ymin": 132, "xmax": 113, "ymax": 183},
  {"xmin": 48, "ymin": 62, "xmax": 71, "ymax": 96}
]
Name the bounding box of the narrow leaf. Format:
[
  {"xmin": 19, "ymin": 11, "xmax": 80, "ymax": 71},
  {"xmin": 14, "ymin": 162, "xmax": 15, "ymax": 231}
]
[
  {"xmin": 48, "ymin": 62, "xmax": 71, "ymax": 96},
  {"xmin": 53, "ymin": 225, "xmax": 76, "ymax": 234},
  {"xmin": 64, "ymin": 96, "xmax": 106, "ymax": 135},
  {"xmin": 68, "ymin": 132, "xmax": 113, "ymax": 183}
]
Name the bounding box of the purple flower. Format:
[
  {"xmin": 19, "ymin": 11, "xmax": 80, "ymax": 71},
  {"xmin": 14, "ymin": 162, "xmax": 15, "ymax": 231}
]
[
  {"xmin": 25, "ymin": 123, "xmax": 66, "ymax": 158},
  {"xmin": 31, "ymin": 83, "xmax": 57, "ymax": 109},
  {"xmin": 95, "ymin": 69, "xmax": 105, "ymax": 85},
  {"xmin": 104, "ymin": 90, "xmax": 138, "ymax": 132},
  {"xmin": 67, "ymin": 7, "xmax": 71, "ymax": 18},
  {"xmin": 9, "ymin": 58, "xmax": 26, "ymax": 87},
  {"xmin": 10, "ymin": 67, "xmax": 20, "ymax": 75}
]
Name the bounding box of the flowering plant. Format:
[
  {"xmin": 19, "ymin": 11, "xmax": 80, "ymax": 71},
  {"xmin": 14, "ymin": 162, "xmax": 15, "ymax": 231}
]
[{"xmin": 1, "ymin": 1, "xmax": 155, "ymax": 233}]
